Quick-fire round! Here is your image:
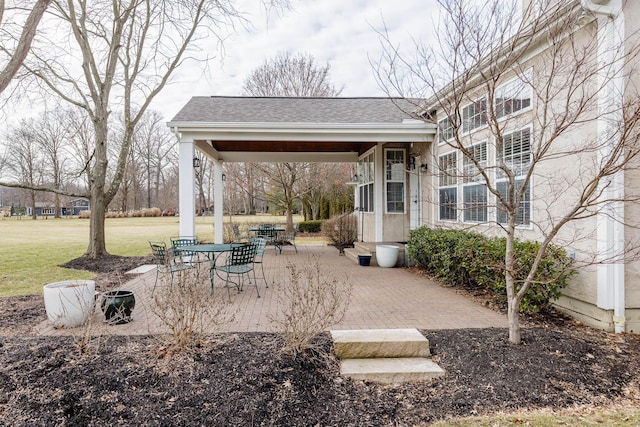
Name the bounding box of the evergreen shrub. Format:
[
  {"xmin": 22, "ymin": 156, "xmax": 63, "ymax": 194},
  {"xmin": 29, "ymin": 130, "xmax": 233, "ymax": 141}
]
[{"xmin": 407, "ymin": 227, "xmax": 575, "ymax": 313}]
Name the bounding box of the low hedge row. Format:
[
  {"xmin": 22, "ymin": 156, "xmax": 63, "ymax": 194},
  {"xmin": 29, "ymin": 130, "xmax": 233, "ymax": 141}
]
[
  {"xmin": 407, "ymin": 227, "xmax": 575, "ymax": 313},
  {"xmin": 298, "ymin": 220, "xmax": 323, "ymax": 233}
]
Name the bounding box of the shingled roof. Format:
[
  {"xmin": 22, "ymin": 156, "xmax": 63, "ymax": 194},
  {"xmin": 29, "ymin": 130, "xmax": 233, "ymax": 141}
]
[{"xmin": 170, "ymin": 96, "xmax": 423, "ymax": 124}]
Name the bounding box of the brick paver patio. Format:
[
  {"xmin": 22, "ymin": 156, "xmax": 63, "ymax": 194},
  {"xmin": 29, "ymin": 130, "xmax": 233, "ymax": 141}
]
[{"xmin": 36, "ymin": 244, "xmax": 506, "ymax": 336}]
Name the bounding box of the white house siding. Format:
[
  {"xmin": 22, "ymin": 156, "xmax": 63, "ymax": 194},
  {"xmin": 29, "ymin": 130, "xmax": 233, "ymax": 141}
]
[{"xmin": 427, "ymin": 5, "xmax": 640, "ymax": 332}]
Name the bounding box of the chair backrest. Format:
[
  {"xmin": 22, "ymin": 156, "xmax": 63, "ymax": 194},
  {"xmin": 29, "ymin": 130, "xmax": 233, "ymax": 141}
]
[
  {"xmin": 170, "ymin": 236, "xmax": 198, "ymax": 248},
  {"xmin": 170, "ymin": 236, "xmax": 198, "ymax": 256},
  {"xmin": 228, "ymin": 242, "xmax": 257, "ymax": 266},
  {"xmin": 149, "ymin": 241, "xmax": 168, "ymax": 265},
  {"xmin": 253, "ymin": 237, "xmax": 267, "ymax": 257},
  {"xmin": 258, "ymin": 227, "xmax": 278, "ymax": 239}
]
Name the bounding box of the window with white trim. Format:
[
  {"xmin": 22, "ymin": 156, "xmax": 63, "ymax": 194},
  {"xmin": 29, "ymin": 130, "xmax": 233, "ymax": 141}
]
[
  {"xmin": 496, "ymin": 179, "xmax": 531, "ymax": 225},
  {"xmin": 463, "ymin": 141, "xmax": 487, "ymax": 183},
  {"xmin": 385, "ymin": 149, "xmax": 405, "ymax": 213},
  {"xmin": 358, "ymin": 152, "xmax": 374, "ymax": 212},
  {"xmin": 437, "ymin": 117, "xmax": 454, "ymax": 144},
  {"xmin": 463, "ymin": 184, "xmax": 488, "ymax": 222},
  {"xmin": 462, "ymin": 98, "xmax": 487, "ymax": 133},
  {"xmin": 41, "ymin": 207, "xmax": 55, "ymax": 215},
  {"xmin": 496, "ymin": 127, "xmax": 532, "ymax": 225},
  {"xmin": 498, "ymin": 127, "xmax": 531, "ymax": 179},
  {"xmin": 438, "ymin": 151, "xmax": 457, "ymax": 221},
  {"xmin": 495, "ymin": 74, "xmax": 532, "ymax": 118},
  {"xmin": 461, "ymin": 141, "xmax": 488, "ymax": 222}
]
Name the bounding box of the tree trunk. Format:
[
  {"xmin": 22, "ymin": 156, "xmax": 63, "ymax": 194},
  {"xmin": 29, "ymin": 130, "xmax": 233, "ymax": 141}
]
[
  {"xmin": 29, "ymin": 190, "xmax": 36, "ymax": 220},
  {"xmin": 87, "ymin": 186, "xmax": 108, "ymax": 257},
  {"xmin": 505, "ymin": 221, "xmax": 521, "ymax": 344}
]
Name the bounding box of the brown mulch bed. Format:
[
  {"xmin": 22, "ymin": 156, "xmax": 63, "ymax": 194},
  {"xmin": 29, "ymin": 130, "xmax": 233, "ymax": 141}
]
[{"xmin": 1, "ymin": 256, "xmax": 639, "ymax": 426}]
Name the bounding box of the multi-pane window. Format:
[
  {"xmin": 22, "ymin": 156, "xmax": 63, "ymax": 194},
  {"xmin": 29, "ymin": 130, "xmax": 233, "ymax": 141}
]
[
  {"xmin": 358, "ymin": 152, "xmax": 374, "ymax": 212},
  {"xmin": 462, "ymin": 98, "xmax": 487, "ymax": 133},
  {"xmin": 385, "ymin": 149, "xmax": 405, "ymax": 213},
  {"xmin": 463, "ymin": 184, "xmax": 488, "ymax": 222},
  {"xmin": 495, "ymin": 75, "xmax": 532, "ymax": 118},
  {"xmin": 438, "ymin": 152, "xmax": 457, "ymax": 220},
  {"xmin": 498, "ymin": 128, "xmax": 531, "ymax": 178},
  {"xmin": 463, "ymin": 141, "xmax": 487, "ymax": 183},
  {"xmin": 496, "ymin": 179, "xmax": 531, "ymax": 225},
  {"xmin": 438, "ymin": 117, "xmax": 454, "ymax": 144},
  {"xmin": 41, "ymin": 207, "xmax": 55, "ymax": 215}
]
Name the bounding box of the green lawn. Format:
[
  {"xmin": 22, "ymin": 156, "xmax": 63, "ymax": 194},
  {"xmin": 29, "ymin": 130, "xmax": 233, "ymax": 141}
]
[{"xmin": 0, "ymin": 214, "xmax": 299, "ymax": 297}]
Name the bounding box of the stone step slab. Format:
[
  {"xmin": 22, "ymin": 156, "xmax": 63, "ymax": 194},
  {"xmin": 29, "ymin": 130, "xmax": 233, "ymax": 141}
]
[
  {"xmin": 331, "ymin": 328, "xmax": 430, "ymax": 359},
  {"xmin": 340, "ymin": 357, "xmax": 445, "ymax": 384}
]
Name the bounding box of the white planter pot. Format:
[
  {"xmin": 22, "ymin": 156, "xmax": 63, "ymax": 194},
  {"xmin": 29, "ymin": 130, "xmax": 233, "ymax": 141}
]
[
  {"xmin": 376, "ymin": 245, "xmax": 399, "ymax": 268},
  {"xmin": 43, "ymin": 280, "xmax": 95, "ymax": 328}
]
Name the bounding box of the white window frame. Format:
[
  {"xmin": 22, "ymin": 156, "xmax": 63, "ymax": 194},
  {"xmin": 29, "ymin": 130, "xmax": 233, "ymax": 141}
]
[
  {"xmin": 463, "ymin": 184, "xmax": 488, "ymax": 223},
  {"xmin": 462, "ymin": 97, "xmax": 487, "ymax": 134},
  {"xmin": 357, "ymin": 151, "xmax": 375, "ymax": 213},
  {"xmin": 495, "ymin": 71, "xmax": 533, "ymax": 119},
  {"xmin": 41, "ymin": 207, "xmax": 55, "ymax": 215},
  {"xmin": 462, "ymin": 141, "xmax": 488, "ymax": 223},
  {"xmin": 438, "ymin": 151, "xmax": 458, "ymax": 221},
  {"xmin": 437, "ymin": 116, "xmax": 454, "ymax": 145},
  {"xmin": 385, "ymin": 148, "xmax": 406, "ymax": 214},
  {"xmin": 497, "ymin": 127, "xmax": 532, "ymax": 179},
  {"xmin": 496, "ymin": 127, "xmax": 532, "ymax": 226}
]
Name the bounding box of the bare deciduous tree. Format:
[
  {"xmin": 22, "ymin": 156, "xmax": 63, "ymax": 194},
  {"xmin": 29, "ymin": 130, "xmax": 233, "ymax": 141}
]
[
  {"xmin": 243, "ymin": 51, "xmax": 343, "ymax": 231},
  {"xmin": 243, "ymin": 51, "xmax": 344, "ymax": 97},
  {"xmin": 0, "ymin": 0, "xmax": 51, "ymax": 94},
  {"xmin": 7, "ymin": 0, "xmax": 255, "ymax": 257},
  {"xmin": 5, "ymin": 119, "xmax": 45, "ymax": 219},
  {"xmin": 376, "ymin": 0, "xmax": 640, "ymax": 344}
]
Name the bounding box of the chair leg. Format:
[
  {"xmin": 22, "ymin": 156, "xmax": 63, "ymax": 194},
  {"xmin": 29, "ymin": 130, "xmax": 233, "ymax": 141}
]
[{"xmin": 153, "ymin": 268, "xmax": 160, "ymax": 294}]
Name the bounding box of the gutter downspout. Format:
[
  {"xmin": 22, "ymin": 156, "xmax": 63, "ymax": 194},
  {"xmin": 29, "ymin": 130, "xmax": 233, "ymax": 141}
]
[{"xmin": 581, "ymin": 0, "xmax": 626, "ymax": 333}]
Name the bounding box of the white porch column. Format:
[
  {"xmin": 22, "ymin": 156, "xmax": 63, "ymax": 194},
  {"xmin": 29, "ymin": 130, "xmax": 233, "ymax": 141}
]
[
  {"xmin": 213, "ymin": 159, "xmax": 224, "ymax": 244},
  {"xmin": 375, "ymin": 143, "xmax": 385, "ymax": 241},
  {"xmin": 178, "ymin": 137, "xmax": 196, "ymax": 238}
]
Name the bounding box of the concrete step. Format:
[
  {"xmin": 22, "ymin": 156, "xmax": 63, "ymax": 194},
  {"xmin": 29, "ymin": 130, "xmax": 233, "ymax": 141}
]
[
  {"xmin": 331, "ymin": 328, "xmax": 431, "ymax": 359},
  {"xmin": 339, "ymin": 357, "xmax": 445, "ymax": 384}
]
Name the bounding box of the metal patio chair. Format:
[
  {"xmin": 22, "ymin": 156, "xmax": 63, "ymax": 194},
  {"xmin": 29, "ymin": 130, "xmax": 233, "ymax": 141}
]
[
  {"xmin": 277, "ymin": 224, "xmax": 298, "ymax": 253},
  {"xmin": 149, "ymin": 241, "xmax": 195, "ymax": 293},
  {"xmin": 251, "ymin": 237, "xmax": 269, "ymax": 288},
  {"xmin": 256, "ymin": 225, "xmax": 282, "ymax": 254},
  {"xmin": 170, "ymin": 236, "xmax": 208, "ymax": 278},
  {"xmin": 214, "ymin": 242, "xmax": 259, "ymax": 300}
]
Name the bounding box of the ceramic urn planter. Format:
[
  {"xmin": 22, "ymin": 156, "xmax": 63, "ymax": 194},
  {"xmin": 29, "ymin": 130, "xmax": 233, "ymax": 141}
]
[
  {"xmin": 376, "ymin": 245, "xmax": 399, "ymax": 268},
  {"xmin": 43, "ymin": 280, "xmax": 96, "ymax": 328}
]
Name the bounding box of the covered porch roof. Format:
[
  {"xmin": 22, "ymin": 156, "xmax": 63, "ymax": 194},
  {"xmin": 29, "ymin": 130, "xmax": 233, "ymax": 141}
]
[
  {"xmin": 167, "ymin": 96, "xmax": 437, "ymax": 242},
  {"xmin": 167, "ymin": 96, "xmax": 436, "ymax": 162}
]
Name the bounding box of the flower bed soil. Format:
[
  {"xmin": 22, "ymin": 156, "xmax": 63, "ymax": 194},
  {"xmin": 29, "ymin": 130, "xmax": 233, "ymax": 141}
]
[{"xmin": 0, "ymin": 255, "xmax": 639, "ymax": 426}]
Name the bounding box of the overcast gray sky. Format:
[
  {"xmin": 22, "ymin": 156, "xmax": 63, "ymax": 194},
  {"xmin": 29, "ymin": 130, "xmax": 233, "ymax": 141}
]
[{"xmin": 154, "ymin": 0, "xmax": 439, "ymax": 120}]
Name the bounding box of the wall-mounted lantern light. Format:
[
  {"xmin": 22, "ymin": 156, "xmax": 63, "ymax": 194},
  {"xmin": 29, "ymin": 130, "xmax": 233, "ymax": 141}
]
[{"xmin": 193, "ymin": 156, "xmax": 201, "ymax": 170}]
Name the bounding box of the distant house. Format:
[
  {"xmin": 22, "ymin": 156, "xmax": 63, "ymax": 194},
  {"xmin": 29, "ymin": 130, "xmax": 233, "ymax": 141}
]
[
  {"xmin": 27, "ymin": 203, "xmax": 57, "ymax": 217},
  {"xmin": 71, "ymin": 198, "xmax": 90, "ymax": 215},
  {"xmin": 25, "ymin": 198, "xmax": 90, "ymax": 217}
]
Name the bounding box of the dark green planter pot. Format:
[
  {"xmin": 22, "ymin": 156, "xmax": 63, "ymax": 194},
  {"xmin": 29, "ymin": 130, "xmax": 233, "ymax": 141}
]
[{"xmin": 101, "ymin": 290, "xmax": 135, "ymax": 325}]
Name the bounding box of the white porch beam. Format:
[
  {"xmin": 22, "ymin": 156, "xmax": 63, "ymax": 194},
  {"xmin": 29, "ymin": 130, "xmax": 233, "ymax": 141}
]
[
  {"xmin": 213, "ymin": 160, "xmax": 224, "ymax": 244},
  {"xmin": 375, "ymin": 143, "xmax": 385, "ymax": 241},
  {"xmin": 178, "ymin": 137, "xmax": 196, "ymax": 238}
]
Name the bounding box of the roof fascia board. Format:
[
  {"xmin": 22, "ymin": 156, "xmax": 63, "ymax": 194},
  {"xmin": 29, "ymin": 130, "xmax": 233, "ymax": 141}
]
[{"xmin": 172, "ymin": 122, "xmax": 435, "ymax": 143}]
